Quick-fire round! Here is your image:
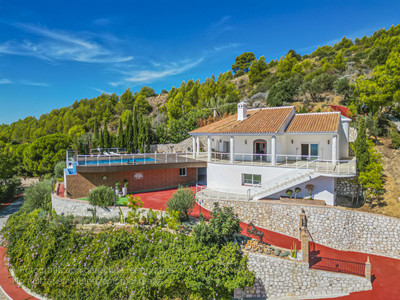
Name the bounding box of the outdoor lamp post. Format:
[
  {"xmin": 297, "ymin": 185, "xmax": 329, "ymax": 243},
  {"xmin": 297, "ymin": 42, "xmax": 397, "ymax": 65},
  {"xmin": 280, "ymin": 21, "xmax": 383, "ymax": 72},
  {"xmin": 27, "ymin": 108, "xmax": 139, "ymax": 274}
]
[{"xmin": 113, "ymin": 187, "xmax": 116, "ymax": 208}]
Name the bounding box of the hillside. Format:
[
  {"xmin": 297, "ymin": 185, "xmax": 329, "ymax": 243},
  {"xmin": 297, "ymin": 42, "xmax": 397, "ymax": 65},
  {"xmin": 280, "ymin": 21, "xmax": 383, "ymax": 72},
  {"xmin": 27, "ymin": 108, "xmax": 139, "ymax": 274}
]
[{"xmin": 1, "ymin": 24, "xmax": 400, "ymax": 180}]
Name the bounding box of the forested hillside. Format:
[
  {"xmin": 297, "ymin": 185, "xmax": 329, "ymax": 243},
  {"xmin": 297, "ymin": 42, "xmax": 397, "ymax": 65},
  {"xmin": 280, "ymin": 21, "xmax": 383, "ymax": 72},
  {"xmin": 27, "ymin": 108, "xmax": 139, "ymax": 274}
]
[{"xmin": 1, "ymin": 25, "xmax": 400, "ymax": 178}]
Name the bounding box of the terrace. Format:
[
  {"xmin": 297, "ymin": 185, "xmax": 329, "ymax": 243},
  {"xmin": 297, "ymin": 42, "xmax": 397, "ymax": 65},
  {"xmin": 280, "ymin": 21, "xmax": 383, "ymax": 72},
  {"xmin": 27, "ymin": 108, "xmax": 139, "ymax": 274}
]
[{"xmin": 67, "ymin": 149, "xmax": 356, "ymax": 177}]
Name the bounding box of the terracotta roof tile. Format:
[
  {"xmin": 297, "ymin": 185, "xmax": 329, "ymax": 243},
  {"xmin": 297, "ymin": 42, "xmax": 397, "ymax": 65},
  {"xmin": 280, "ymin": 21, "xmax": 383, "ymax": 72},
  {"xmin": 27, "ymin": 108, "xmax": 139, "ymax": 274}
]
[
  {"xmin": 285, "ymin": 112, "xmax": 341, "ymax": 133},
  {"xmin": 190, "ymin": 107, "xmax": 294, "ymax": 134}
]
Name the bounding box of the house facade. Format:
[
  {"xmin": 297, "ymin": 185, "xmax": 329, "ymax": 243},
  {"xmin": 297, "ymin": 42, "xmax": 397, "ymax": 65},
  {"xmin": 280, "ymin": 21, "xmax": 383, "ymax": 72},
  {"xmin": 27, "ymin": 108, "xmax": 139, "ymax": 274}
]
[{"xmin": 189, "ymin": 103, "xmax": 355, "ymax": 205}]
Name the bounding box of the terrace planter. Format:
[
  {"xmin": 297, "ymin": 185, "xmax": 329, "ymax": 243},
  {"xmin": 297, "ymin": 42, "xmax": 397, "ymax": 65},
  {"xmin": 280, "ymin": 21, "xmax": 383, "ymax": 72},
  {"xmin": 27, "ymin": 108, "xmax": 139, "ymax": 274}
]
[{"xmin": 279, "ymin": 196, "xmax": 326, "ymax": 206}]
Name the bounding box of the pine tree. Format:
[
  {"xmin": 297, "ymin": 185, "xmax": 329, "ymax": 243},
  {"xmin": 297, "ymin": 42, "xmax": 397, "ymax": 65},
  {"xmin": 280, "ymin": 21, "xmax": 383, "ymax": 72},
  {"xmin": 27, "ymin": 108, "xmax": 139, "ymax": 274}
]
[
  {"xmin": 117, "ymin": 118, "xmax": 124, "ymax": 148},
  {"xmin": 353, "ymin": 117, "xmax": 370, "ymax": 173}
]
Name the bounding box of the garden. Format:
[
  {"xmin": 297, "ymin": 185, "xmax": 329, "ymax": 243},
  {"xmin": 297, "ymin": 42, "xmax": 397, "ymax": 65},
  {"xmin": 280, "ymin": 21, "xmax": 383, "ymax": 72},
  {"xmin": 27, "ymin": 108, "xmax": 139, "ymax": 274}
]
[{"xmin": 1, "ymin": 184, "xmax": 256, "ymax": 299}]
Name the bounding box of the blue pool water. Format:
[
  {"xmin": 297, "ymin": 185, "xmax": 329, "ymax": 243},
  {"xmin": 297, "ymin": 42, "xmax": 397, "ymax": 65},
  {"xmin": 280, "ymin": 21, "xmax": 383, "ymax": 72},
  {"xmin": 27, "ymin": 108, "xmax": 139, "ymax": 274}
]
[{"xmin": 78, "ymin": 157, "xmax": 156, "ymax": 166}]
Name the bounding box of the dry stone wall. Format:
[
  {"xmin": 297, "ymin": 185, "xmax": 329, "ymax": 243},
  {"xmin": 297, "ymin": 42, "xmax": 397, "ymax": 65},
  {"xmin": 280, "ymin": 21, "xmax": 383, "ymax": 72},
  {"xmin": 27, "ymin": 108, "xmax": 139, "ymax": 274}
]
[
  {"xmin": 51, "ymin": 194, "xmax": 148, "ymax": 219},
  {"xmin": 200, "ymin": 198, "xmax": 400, "ymax": 259},
  {"xmin": 234, "ymin": 252, "xmax": 371, "ymax": 299}
]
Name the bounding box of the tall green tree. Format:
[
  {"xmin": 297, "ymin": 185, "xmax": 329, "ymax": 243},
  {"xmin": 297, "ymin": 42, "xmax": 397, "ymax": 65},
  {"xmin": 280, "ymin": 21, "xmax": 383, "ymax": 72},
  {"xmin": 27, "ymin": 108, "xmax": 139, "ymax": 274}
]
[
  {"xmin": 353, "ymin": 117, "xmax": 370, "ymax": 173},
  {"xmin": 117, "ymin": 118, "xmax": 125, "ymax": 148},
  {"xmin": 248, "ymin": 55, "xmax": 268, "ymax": 84},
  {"xmin": 231, "ymin": 52, "xmax": 255, "ymax": 73},
  {"xmin": 23, "ymin": 133, "xmax": 70, "ymax": 176}
]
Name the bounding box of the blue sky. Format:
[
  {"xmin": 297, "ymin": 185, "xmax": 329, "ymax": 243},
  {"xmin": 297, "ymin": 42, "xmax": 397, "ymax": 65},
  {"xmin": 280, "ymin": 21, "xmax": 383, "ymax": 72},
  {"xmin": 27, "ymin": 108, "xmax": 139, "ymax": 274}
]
[{"xmin": 0, "ymin": 0, "xmax": 399, "ymax": 124}]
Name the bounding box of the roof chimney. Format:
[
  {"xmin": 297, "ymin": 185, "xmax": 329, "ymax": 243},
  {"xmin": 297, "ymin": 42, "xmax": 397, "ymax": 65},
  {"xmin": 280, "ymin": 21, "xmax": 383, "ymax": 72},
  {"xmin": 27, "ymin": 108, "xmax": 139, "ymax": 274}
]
[{"xmin": 237, "ymin": 102, "xmax": 247, "ymax": 121}]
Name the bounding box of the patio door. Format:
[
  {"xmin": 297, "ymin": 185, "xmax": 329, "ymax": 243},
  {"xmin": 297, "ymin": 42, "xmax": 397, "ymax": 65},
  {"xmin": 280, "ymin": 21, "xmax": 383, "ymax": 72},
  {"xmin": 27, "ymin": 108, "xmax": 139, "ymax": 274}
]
[
  {"xmin": 253, "ymin": 140, "xmax": 267, "ymax": 154},
  {"xmin": 253, "ymin": 140, "xmax": 267, "ymax": 162},
  {"xmin": 310, "ymin": 144, "xmax": 319, "ymax": 160},
  {"xmin": 301, "ymin": 144, "xmax": 309, "ymax": 160}
]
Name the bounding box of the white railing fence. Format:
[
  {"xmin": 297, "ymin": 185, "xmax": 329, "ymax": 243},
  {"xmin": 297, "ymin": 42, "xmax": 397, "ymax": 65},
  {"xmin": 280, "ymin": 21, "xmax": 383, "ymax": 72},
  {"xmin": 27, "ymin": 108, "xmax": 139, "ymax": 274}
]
[{"xmin": 72, "ymin": 150, "xmax": 356, "ymax": 176}]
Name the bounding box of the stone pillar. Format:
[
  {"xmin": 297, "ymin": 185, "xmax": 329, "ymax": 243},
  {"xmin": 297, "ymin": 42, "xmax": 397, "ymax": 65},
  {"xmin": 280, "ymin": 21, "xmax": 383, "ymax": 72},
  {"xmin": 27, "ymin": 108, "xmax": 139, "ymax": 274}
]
[
  {"xmin": 207, "ymin": 136, "xmax": 211, "ymax": 162},
  {"xmin": 271, "ymin": 135, "xmax": 276, "ymax": 166},
  {"xmin": 365, "ymin": 256, "xmax": 371, "ymax": 282},
  {"xmin": 230, "ymin": 136, "xmax": 235, "ymax": 164},
  {"xmin": 192, "ymin": 136, "xmax": 196, "ymax": 159},
  {"xmin": 299, "ymin": 209, "xmax": 309, "ymax": 263},
  {"xmin": 196, "ymin": 136, "xmax": 200, "ymax": 157},
  {"xmin": 332, "ymin": 135, "xmax": 337, "ymax": 164}
]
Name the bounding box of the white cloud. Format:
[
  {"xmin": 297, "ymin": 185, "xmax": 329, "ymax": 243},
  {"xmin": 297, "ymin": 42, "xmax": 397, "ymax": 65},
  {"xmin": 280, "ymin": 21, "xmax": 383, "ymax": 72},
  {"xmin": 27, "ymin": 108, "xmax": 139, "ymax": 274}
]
[
  {"xmin": 20, "ymin": 80, "xmax": 49, "ymax": 87},
  {"xmin": 91, "ymin": 87, "xmax": 110, "ymax": 94},
  {"xmin": 111, "ymin": 57, "xmax": 204, "ymax": 86},
  {"xmin": 0, "ymin": 78, "xmax": 12, "ymax": 84},
  {"xmin": 213, "ymin": 43, "xmax": 240, "ymax": 52},
  {"xmin": 0, "ymin": 23, "xmax": 133, "ymax": 63}
]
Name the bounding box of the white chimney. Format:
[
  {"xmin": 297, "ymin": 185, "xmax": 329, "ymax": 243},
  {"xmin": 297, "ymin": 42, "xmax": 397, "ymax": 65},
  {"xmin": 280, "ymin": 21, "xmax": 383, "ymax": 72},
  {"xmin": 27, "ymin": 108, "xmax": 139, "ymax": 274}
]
[{"xmin": 237, "ymin": 102, "xmax": 247, "ymax": 121}]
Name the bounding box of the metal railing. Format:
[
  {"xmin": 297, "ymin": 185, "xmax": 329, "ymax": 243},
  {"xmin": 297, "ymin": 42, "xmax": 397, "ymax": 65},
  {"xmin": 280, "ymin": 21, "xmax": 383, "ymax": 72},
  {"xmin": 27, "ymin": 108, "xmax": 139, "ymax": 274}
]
[
  {"xmin": 309, "ymin": 255, "xmax": 365, "ymax": 277},
  {"xmin": 72, "ymin": 150, "xmax": 356, "ymax": 176},
  {"xmin": 75, "ymin": 152, "xmax": 200, "ymax": 167}
]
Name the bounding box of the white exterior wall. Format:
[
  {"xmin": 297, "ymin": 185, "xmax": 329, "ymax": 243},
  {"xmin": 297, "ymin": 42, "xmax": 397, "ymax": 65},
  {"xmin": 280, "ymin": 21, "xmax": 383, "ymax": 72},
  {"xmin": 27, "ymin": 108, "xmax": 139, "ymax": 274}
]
[
  {"xmin": 282, "ymin": 134, "xmax": 334, "ymax": 160},
  {"xmin": 338, "ymin": 122, "xmax": 349, "ymax": 158},
  {"xmin": 268, "ymin": 176, "xmax": 336, "ymax": 206},
  {"xmin": 207, "ymin": 163, "xmax": 306, "ymax": 194}
]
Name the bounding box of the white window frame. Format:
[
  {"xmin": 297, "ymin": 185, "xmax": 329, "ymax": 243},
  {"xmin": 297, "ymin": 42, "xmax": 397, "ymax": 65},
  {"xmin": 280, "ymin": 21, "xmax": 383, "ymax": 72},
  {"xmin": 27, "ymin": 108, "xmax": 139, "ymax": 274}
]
[
  {"xmin": 241, "ymin": 173, "xmax": 261, "ymax": 186},
  {"xmin": 179, "ymin": 168, "xmax": 187, "ymax": 177}
]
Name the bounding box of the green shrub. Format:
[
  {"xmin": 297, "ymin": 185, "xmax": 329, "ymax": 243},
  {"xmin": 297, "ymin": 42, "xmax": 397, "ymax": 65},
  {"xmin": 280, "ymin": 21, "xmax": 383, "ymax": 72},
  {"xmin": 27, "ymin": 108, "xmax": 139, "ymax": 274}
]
[
  {"xmin": 88, "ymin": 185, "xmax": 114, "ymax": 208},
  {"xmin": 166, "ymin": 187, "xmax": 195, "ymax": 221},
  {"xmin": 0, "ymin": 177, "xmax": 21, "ymax": 202},
  {"xmin": 285, "ymin": 189, "xmax": 293, "ymax": 198},
  {"xmin": 53, "ymin": 161, "xmax": 66, "ymax": 178},
  {"xmin": 21, "ymin": 180, "xmax": 52, "ymax": 213},
  {"xmin": 390, "ymin": 128, "xmax": 400, "ymax": 148},
  {"xmin": 193, "ymin": 203, "xmax": 241, "ymax": 245}
]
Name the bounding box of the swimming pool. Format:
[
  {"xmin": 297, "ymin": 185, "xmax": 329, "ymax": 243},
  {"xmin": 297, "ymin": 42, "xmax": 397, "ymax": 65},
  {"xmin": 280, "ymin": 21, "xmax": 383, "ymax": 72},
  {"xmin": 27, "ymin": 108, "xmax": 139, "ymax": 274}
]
[{"xmin": 77, "ymin": 157, "xmax": 156, "ymax": 166}]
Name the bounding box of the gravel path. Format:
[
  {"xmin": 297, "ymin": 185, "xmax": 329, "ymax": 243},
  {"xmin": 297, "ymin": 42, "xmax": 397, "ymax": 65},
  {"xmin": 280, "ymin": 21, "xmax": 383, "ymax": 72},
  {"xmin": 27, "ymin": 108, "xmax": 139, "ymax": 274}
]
[
  {"xmin": 0, "ymin": 198, "xmax": 24, "ymax": 231},
  {"xmin": 0, "ymin": 197, "xmax": 24, "ymax": 300}
]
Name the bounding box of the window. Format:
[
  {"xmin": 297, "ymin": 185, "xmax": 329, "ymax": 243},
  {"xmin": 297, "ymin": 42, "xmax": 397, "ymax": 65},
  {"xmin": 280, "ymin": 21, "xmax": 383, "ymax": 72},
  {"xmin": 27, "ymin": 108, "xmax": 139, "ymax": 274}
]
[
  {"xmin": 179, "ymin": 168, "xmax": 187, "ymax": 177},
  {"xmin": 242, "ymin": 174, "xmax": 261, "ymax": 186}
]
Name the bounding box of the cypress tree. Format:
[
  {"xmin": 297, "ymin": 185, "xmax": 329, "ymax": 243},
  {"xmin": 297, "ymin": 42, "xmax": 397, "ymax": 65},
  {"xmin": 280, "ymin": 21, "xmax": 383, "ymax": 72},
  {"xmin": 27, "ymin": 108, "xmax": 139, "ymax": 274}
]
[
  {"xmin": 99, "ymin": 128, "xmax": 104, "ymax": 148},
  {"xmin": 354, "ymin": 117, "xmax": 370, "ymax": 173},
  {"xmin": 125, "ymin": 112, "xmax": 133, "ymax": 153},
  {"xmin": 132, "ymin": 104, "xmax": 139, "ymax": 152},
  {"xmin": 92, "ymin": 119, "xmax": 99, "ymax": 147},
  {"xmin": 137, "ymin": 113, "xmax": 145, "ymax": 153},
  {"xmin": 103, "ymin": 123, "xmax": 110, "ymax": 149},
  {"xmin": 117, "ymin": 118, "xmax": 124, "ymax": 148}
]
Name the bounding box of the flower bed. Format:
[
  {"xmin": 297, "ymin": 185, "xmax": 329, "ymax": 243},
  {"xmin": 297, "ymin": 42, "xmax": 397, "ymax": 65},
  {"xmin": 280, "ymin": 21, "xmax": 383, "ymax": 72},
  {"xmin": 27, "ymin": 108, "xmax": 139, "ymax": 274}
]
[{"xmin": 243, "ymin": 240, "xmax": 301, "ymax": 261}]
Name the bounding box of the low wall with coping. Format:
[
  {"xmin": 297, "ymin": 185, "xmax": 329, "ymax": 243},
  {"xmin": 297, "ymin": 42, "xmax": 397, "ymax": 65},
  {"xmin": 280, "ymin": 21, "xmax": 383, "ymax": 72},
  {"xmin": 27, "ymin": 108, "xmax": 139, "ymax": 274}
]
[
  {"xmin": 234, "ymin": 252, "xmax": 371, "ymax": 299},
  {"xmin": 200, "ymin": 197, "xmax": 400, "ymax": 259},
  {"xmin": 51, "ymin": 194, "xmax": 139, "ymax": 219}
]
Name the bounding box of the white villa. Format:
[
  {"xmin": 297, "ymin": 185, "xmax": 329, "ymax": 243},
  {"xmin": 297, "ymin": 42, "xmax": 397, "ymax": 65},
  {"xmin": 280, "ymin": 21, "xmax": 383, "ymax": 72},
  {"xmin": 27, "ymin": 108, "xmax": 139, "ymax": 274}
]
[{"xmin": 190, "ymin": 103, "xmax": 355, "ymax": 205}]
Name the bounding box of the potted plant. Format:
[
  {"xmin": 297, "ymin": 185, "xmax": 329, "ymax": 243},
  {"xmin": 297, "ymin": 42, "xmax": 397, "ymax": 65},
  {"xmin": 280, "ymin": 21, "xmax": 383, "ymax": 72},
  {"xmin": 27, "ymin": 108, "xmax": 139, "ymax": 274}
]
[
  {"xmin": 294, "ymin": 187, "xmax": 301, "ymax": 199},
  {"xmin": 122, "ymin": 179, "xmax": 128, "ymax": 196},
  {"xmin": 285, "ymin": 189, "xmax": 293, "ymax": 199},
  {"xmin": 305, "ymin": 184, "xmax": 314, "ymax": 200},
  {"xmin": 115, "ymin": 181, "xmax": 121, "ymax": 196}
]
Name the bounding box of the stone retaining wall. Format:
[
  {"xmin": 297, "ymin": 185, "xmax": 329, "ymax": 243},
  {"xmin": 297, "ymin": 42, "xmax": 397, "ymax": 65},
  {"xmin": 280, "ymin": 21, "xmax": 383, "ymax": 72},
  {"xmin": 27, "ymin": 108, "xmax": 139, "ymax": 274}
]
[
  {"xmin": 234, "ymin": 252, "xmax": 371, "ymax": 299},
  {"xmin": 51, "ymin": 194, "xmax": 146, "ymax": 219},
  {"xmin": 200, "ymin": 198, "xmax": 400, "ymax": 259},
  {"xmin": 336, "ymin": 177, "xmax": 363, "ymax": 200}
]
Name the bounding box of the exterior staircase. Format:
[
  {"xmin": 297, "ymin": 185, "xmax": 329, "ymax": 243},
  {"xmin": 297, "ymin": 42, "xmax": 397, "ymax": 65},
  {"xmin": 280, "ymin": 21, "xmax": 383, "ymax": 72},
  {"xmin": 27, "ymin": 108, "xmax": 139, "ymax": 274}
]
[{"xmin": 250, "ymin": 170, "xmax": 318, "ymax": 200}]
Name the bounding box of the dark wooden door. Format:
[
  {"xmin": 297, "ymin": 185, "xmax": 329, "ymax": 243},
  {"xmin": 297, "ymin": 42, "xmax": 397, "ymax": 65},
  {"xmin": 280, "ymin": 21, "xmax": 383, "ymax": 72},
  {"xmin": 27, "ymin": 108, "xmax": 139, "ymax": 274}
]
[{"xmin": 301, "ymin": 144, "xmax": 309, "ymax": 160}]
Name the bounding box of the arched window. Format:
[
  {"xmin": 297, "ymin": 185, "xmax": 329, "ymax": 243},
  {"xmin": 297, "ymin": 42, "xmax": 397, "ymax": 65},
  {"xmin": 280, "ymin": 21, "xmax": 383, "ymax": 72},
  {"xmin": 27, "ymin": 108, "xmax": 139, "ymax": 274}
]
[{"xmin": 253, "ymin": 139, "xmax": 267, "ymax": 154}]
